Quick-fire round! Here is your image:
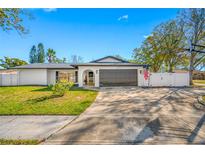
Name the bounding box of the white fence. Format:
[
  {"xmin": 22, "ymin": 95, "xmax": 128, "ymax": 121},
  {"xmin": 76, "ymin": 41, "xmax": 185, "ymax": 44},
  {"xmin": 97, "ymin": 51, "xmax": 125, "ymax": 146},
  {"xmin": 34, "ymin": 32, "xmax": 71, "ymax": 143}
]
[
  {"xmin": 0, "ymin": 74, "xmax": 18, "ymax": 86},
  {"xmin": 147, "ymin": 73, "xmax": 189, "ymax": 87}
]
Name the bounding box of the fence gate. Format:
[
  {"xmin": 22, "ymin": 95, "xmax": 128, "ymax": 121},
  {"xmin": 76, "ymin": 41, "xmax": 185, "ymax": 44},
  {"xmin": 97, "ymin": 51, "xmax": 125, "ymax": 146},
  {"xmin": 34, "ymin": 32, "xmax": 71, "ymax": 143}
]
[
  {"xmin": 0, "ymin": 74, "xmax": 18, "ymax": 86},
  {"xmin": 148, "ymin": 73, "xmax": 189, "ymax": 87}
]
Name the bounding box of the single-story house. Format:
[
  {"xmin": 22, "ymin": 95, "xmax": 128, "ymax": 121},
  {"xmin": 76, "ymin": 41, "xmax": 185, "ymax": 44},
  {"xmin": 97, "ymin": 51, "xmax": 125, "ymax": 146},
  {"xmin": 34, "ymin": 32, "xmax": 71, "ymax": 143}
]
[{"xmin": 12, "ymin": 56, "xmax": 149, "ymax": 87}]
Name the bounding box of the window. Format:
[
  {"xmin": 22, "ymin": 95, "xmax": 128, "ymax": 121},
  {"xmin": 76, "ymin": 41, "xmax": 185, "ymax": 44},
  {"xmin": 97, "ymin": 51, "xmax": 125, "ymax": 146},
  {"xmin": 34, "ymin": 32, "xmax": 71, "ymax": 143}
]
[
  {"xmin": 56, "ymin": 71, "xmax": 59, "ymax": 83},
  {"xmin": 56, "ymin": 71, "xmax": 75, "ymax": 82},
  {"xmin": 89, "ymin": 72, "xmax": 93, "ymax": 77},
  {"xmin": 75, "ymin": 71, "xmax": 78, "ymax": 83}
]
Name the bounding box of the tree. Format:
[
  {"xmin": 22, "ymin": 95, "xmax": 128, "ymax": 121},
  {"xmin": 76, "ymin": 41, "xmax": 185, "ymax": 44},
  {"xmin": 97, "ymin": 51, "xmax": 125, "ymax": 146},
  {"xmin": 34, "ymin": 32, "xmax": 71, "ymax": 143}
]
[
  {"xmin": 178, "ymin": 8, "xmax": 205, "ymax": 84},
  {"xmin": 0, "ymin": 8, "xmax": 31, "ymax": 35},
  {"xmin": 70, "ymin": 55, "xmax": 83, "ymax": 64},
  {"xmin": 132, "ymin": 20, "xmax": 188, "ymax": 72},
  {"xmin": 54, "ymin": 57, "xmax": 67, "ymax": 63},
  {"xmin": 29, "ymin": 43, "xmax": 45, "ymax": 63},
  {"xmin": 46, "ymin": 48, "xmax": 67, "ymax": 63},
  {"xmin": 0, "ymin": 57, "xmax": 27, "ymax": 69},
  {"xmin": 153, "ymin": 20, "xmax": 188, "ymax": 72},
  {"xmin": 29, "ymin": 45, "xmax": 38, "ymax": 63},
  {"xmin": 133, "ymin": 34, "xmax": 165, "ymax": 72},
  {"xmin": 46, "ymin": 48, "xmax": 56, "ymax": 63},
  {"xmin": 37, "ymin": 43, "xmax": 45, "ymax": 63}
]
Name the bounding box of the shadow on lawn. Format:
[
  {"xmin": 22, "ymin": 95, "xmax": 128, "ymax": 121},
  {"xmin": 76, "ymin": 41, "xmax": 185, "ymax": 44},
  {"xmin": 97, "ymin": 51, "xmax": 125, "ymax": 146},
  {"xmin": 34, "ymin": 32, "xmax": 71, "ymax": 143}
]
[
  {"xmin": 26, "ymin": 95, "xmax": 62, "ymax": 104},
  {"xmin": 31, "ymin": 87, "xmax": 52, "ymax": 92},
  {"xmin": 31, "ymin": 86, "xmax": 95, "ymax": 92}
]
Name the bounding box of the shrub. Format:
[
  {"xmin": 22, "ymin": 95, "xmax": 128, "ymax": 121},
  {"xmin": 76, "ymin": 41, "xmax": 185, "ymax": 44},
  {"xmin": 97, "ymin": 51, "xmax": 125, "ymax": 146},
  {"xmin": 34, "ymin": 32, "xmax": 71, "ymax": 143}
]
[
  {"xmin": 48, "ymin": 84, "xmax": 53, "ymax": 90},
  {"xmin": 52, "ymin": 80, "xmax": 74, "ymax": 96}
]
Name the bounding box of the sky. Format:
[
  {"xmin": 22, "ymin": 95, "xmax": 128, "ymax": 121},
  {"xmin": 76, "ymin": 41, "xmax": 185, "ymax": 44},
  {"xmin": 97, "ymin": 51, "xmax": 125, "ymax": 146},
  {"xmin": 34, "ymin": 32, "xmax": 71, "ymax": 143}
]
[{"xmin": 0, "ymin": 8, "xmax": 180, "ymax": 63}]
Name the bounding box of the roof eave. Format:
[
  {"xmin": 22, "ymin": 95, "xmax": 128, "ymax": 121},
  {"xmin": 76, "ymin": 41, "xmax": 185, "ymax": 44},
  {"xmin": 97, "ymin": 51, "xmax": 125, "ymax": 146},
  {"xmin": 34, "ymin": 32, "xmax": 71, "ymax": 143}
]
[
  {"xmin": 75, "ymin": 64, "xmax": 150, "ymax": 67},
  {"xmin": 89, "ymin": 56, "xmax": 130, "ymax": 63}
]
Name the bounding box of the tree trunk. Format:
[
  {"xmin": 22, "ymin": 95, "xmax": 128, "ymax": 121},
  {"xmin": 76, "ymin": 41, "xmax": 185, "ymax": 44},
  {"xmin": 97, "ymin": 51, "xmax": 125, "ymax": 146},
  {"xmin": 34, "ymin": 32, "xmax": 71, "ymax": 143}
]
[{"xmin": 168, "ymin": 65, "xmax": 173, "ymax": 73}]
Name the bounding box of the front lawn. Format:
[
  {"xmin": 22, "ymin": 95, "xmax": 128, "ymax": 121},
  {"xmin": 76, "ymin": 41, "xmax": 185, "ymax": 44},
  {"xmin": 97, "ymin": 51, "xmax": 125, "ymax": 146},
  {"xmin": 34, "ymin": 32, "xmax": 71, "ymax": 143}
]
[
  {"xmin": 0, "ymin": 139, "xmax": 39, "ymax": 145},
  {"xmin": 0, "ymin": 86, "xmax": 98, "ymax": 115}
]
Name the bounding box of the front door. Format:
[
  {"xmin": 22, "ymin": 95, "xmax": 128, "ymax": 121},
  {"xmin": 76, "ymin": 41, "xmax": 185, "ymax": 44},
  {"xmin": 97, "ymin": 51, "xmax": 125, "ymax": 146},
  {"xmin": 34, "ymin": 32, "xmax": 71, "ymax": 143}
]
[
  {"xmin": 84, "ymin": 71, "xmax": 95, "ymax": 86},
  {"xmin": 88, "ymin": 72, "xmax": 94, "ymax": 86}
]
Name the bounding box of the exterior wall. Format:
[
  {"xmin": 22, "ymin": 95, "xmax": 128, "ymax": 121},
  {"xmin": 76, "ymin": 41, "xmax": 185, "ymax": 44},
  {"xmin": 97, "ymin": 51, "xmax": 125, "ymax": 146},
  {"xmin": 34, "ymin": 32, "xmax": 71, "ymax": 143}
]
[
  {"xmin": 78, "ymin": 66, "xmax": 144, "ymax": 87},
  {"xmin": 47, "ymin": 70, "xmax": 56, "ymax": 85},
  {"xmin": 47, "ymin": 69, "xmax": 77, "ymax": 85},
  {"xmin": 138, "ymin": 69, "xmax": 147, "ymax": 86},
  {"xmin": 1, "ymin": 67, "xmax": 189, "ymax": 87},
  {"xmin": 18, "ymin": 69, "xmax": 47, "ymax": 85},
  {"xmin": 2, "ymin": 69, "xmax": 77, "ymax": 86}
]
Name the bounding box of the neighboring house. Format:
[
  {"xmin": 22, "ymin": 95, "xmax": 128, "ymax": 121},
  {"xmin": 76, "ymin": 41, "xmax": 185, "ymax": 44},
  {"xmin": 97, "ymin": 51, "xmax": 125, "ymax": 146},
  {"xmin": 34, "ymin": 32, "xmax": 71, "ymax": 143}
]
[
  {"xmin": 192, "ymin": 70, "xmax": 205, "ymax": 80},
  {"xmin": 12, "ymin": 56, "xmax": 149, "ymax": 87}
]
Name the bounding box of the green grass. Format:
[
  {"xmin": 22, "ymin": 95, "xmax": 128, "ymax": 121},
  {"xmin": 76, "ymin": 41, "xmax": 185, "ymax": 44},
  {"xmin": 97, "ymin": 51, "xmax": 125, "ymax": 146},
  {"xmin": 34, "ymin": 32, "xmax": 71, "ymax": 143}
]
[
  {"xmin": 0, "ymin": 86, "xmax": 98, "ymax": 115},
  {"xmin": 193, "ymin": 80, "xmax": 205, "ymax": 88},
  {"xmin": 0, "ymin": 139, "xmax": 39, "ymax": 145},
  {"xmin": 193, "ymin": 80, "xmax": 205, "ymax": 84}
]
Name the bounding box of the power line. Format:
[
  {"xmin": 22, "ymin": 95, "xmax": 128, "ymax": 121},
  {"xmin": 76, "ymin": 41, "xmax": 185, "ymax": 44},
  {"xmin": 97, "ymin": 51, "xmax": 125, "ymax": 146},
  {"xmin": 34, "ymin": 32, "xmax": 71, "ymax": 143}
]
[
  {"xmin": 192, "ymin": 44, "xmax": 205, "ymax": 48},
  {"xmin": 184, "ymin": 48, "xmax": 205, "ymax": 54},
  {"xmin": 192, "ymin": 49, "xmax": 205, "ymax": 54}
]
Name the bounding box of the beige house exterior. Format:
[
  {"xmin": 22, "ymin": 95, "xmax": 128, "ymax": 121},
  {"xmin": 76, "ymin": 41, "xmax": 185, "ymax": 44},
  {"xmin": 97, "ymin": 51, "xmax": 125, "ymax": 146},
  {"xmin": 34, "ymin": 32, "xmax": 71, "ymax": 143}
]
[
  {"xmin": 11, "ymin": 56, "xmax": 148, "ymax": 87},
  {"xmin": 1, "ymin": 56, "xmax": 190, "ymax": 87}
]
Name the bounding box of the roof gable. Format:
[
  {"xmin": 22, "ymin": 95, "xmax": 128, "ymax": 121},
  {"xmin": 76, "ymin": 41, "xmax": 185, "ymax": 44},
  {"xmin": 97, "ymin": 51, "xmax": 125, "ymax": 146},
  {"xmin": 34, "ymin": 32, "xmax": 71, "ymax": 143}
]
[{"xmin": 90, "ymin": 56, "xmax": 129, "ymax": 63}]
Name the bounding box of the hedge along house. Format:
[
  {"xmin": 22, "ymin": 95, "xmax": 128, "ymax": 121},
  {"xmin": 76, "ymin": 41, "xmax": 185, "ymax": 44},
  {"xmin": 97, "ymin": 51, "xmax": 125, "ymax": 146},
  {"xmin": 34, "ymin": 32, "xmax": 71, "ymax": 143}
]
[{"xmin": 11, "ymin": 56, "xmax": 149, "ymax": 87}]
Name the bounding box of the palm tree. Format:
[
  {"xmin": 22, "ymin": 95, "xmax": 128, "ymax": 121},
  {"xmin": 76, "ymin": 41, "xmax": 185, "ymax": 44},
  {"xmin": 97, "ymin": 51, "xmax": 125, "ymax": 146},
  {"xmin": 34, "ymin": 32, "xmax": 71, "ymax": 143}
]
[{"xmin": 46, "ymin": 48, "xmax": 56, "ymax": 63}]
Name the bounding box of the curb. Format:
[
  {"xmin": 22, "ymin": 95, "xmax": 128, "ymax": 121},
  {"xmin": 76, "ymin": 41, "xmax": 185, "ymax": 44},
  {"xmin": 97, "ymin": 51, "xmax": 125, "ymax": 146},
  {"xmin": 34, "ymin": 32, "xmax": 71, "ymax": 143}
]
[
  {"xmin": 194, "ymin": 96, "xmax": 205, "ymax": 110},
  {"xmin": 198, "ymin": 96, "xmax": 205, "ymax": 105}
]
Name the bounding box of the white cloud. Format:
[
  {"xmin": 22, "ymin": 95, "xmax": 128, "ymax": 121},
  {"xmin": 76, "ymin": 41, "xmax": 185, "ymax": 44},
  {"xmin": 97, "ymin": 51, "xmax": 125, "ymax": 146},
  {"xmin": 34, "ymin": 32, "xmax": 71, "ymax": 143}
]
[
  {"xmin": 43, "ymin": 8, "xmax": 57, "ymax": 12},
  {"xmin": 118, "ymin": 15, "xmax": 128, "ymax": 21},
  {"xmin": 143, "ymin": 35, "xmax": 150, "ymax": 38},
  {"xmin": 143, "ymin": 34, "xmax": 153, "ymax": 38}
]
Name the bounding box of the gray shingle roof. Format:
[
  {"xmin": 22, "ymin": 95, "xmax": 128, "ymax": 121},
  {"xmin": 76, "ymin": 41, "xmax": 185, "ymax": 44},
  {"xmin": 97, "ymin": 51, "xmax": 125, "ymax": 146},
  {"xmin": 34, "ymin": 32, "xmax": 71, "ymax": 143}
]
[
  {"xmin": 12, "ymin": 63, "xmax": 75, "ymax": 69},
  {"xmin": 74, "ymin": 63, "xmax": 150, "ymax": 67},
  {"xmin": 90, "ymin": 56, "xmax": 129, "ymax": 63}
]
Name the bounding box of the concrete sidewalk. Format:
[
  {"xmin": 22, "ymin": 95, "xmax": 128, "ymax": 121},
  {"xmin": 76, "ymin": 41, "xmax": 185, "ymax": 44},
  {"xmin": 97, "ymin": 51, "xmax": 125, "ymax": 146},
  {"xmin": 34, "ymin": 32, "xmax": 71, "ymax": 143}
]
[{"xmin": 0, "ymin": 116, "xmax": 76, "ymax": 140}]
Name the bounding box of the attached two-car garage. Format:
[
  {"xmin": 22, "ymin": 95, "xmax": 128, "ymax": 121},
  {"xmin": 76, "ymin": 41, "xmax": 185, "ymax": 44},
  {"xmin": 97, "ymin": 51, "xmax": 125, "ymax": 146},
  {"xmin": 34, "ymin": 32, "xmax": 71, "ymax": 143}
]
[{"xmin": 99, "ymin": 69, "xmax": 138, "ymax": 86}]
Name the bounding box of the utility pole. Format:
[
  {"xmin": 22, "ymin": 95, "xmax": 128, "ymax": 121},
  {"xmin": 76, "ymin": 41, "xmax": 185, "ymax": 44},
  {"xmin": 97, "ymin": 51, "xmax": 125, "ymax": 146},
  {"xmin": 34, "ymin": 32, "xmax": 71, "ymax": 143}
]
[
  {"xmin": 189, "ymin": 40, "xmax": 193, "ymax": 85},
  {"xmin": 188, "ymin": 42, "xmax": 205, "ymax": 85}
]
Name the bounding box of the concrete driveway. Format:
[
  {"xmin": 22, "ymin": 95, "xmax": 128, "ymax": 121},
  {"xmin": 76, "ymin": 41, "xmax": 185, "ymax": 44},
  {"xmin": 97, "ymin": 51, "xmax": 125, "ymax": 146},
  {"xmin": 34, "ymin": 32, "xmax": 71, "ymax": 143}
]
[
  {"xmin": 0, "ymin": 116, "xmax": 76, "ymax": 140},
  {"xmin": 43, "ymin": 87, "xmax": 205, "ymax": 144}
]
